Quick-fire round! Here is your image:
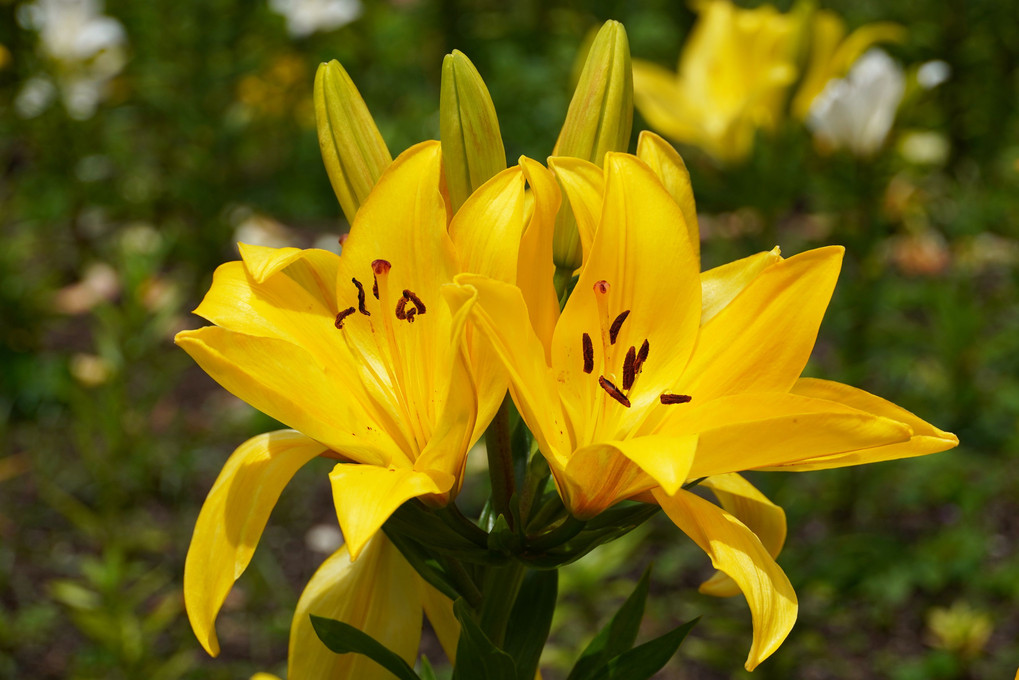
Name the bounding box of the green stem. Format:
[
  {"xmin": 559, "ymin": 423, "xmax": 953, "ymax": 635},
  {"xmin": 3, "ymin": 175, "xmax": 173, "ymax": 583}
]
[
  {"xmin": 440, "ymin": 556, "xmax": 483, "ymax": 609},
  {"xmin": 485, "ymin": 396, "xmax": 515, "ymax": 525},
  {"xmin": 477, "ymin": 562, "xmax": 526, "ymax": 647}
]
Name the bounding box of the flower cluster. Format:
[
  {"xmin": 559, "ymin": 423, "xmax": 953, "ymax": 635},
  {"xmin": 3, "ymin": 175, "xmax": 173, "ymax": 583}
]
[
  {"xmin": 177, "ymin": 20, "xmax": 957, "ymax": 678},
  {"xmin": 631, "ymin": 0, "xmax": 909, "ymax": 161}
]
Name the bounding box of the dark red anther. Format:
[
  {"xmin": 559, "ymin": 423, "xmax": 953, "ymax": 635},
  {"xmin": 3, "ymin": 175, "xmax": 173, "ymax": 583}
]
[
  {"xmin": 372, "ymin": 259, "xmax": 392, "ymax": 276},
  {"xmin": 406, "ymin": 308, "xmax": 417, "ymax": 323},
  {"xmin": 402, "ymin": 289, "xmax": 426, "ymax": 314},
  {"xmin": 660, "ymin": 393, "xmax": 692, "ymax": 405},
  {"xmin": 598, "ymin": 376, "xmax": 631, "ymax": 408},
  {"xmin": 395, "ymin": 296, "xmax": 408, "ymax": 320},
  {"xmin": 352, "ymin": 278, "xmax": 370, "ymax": 316},
  {"xmin": 334, "ymin": 307, "xmax": 356, "ymax": 329},
  {"xmin": 609, "ymin": 310, "xmax": 630, "ymax": 345},
  {"xmin": 582, "ymin": 333, "xmax": 594, "ymax": 374},
  {"xmin": 622, "ymin": 345, "xmax": 636, "ymax": 390},
  {"xmin": 372, "ymin": 274, "xmax": 379, "ymax": 300},
  {"xmin": 633, "ymin": 339, "xmax": 649, "ymax": 375}
]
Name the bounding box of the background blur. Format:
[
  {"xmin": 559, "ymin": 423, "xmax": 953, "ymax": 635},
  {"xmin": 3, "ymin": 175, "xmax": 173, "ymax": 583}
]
[{"xmin": 2, "ymin": 0, "xmax": 1018, "ymax": 678}]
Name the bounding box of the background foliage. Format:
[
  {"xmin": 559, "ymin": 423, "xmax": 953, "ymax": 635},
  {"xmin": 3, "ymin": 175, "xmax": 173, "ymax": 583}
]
[{"xmin": 1, "ymin": 0, "xmax": 1018, "ymax": 678}]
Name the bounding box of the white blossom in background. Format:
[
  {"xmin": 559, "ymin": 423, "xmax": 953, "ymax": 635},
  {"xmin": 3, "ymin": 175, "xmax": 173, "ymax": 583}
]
[
  {"xmin": 269, "ymin": 0, "xmax": 362, "ymax": 38},
  {"xmin": 917, "ymin": 59, "xmax": 951, "ymax": 90},
  {"xmin": 16, "ymin": 0, "xmax": 127, "ymax": 119},
  {"xmin": 807, "ymin": 49, "xmax": 905, "ymax": 157}
]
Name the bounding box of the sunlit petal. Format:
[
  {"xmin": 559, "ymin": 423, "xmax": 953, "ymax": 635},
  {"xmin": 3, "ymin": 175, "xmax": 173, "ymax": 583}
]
[
  {"xmin": 185, "ymin": 430, "xmax": 327, "ymax": 657},
  {"xmin": 517, "ymin": 156, "xmax": 562, "ymax": 357},
  {"xmin": 553, "ymin": 153, "xmax": 700, "ymax": 440},
  {"xmin": 698, "ymin": 473, "xmax": 787, "ymax": 597},
  {"xmin": 764, "ymin": 378, "xmax": 959, "ymax": 470},
  {"xmin": 679, "ymin": 246, "xmax": 844, "ymax": 402},
  {"xmin": 175, "ymin": 327, "xmax": 400, "ymax": 466},
  {"xmin": 654, "ymin": 488, "xmax": 797, "ymax": 671},
  {"xmin": 635, "ymin": 130, "xmax": 699, "ymax": 265},
  {"xmin": 699, "ymin": 247, "xmax": 782, "ymax": 325},
  {"xmin": 655, "ymin": 391, "xmax": 913, "ymax": 477},
  {"xmin": 329, "ymin": 464, "xmax": 453, "ymax": 560}
]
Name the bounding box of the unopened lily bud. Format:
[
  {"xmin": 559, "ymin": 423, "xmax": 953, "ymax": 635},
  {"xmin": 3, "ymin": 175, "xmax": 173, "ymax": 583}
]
[
  {"xmin": 552, "ymin": 20, "xmax": 633, "ymax": 271},
  {"xmin": 314, "ymin": 60, "xmax": 392, "ymax": 226},
  {"xmin": 440, "ymin": 50, "xmax": 507, "ymax": 213}
]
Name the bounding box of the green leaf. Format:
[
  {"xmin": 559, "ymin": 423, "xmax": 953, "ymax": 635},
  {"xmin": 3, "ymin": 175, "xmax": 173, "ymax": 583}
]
[
  {"xmin": 504, "ymin": 570, "xmax": 558, "ymax": 680},
  {"xmin": 452, "ymin": 599, "xmax": 517, "ymax": 680},
  {"xmin": 587, "ymin": 618, "xmax": 699, "ymax": 680},
  {"xmin": 419, "ymin": 655, "xmax": 439, "ymax": 680},
  {"xmin": 567, "ymin": 566, "xmax": 652, "ymax": 680},
  {"xmin": 309, "ymin": 615, "xmax": 420, "ymax": 680}
]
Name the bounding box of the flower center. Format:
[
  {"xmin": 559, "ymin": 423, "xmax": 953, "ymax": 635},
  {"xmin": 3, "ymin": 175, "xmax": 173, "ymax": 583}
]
[{"xmin": 583, "ymin": 279, "xmax": 691, "ymax": 410}]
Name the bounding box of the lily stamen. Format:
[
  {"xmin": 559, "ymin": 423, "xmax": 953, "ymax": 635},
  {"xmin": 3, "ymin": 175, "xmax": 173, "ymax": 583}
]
[
  {"xmin": 334, "ymin": 307, "xmax": 356, "ymax": 329},
  {"xmin": 582, "ymin": 333, "xmax": 594, "ymax": 374},
  {"xmin": 598, "ymin": 375, "xmax": 631, "ymax": 408},
  {"xmin": 660, "ymin": 393, "xmax": 692, "ymax": 404},
  {"xmin": 352, "ymin": 278, "xmax": 370, "ymax": 316},
  {"xmin": 622, "ymin": 345, "xmax": 636, "ymax": 390},
  {"xmin": 609, "ymin": 310, "xmax": 629, "ymax": 345}
]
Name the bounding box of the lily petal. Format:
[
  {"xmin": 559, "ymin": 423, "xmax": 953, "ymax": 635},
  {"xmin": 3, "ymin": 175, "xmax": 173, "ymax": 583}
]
[
  {"xmin": 184, "ymin": 430, "xmax": 327, "ymax": 657},
  {"xmin": 336, "ymin": 141, "xmax": 458, "ymax": 442},
  {"xmin": 763, "ymin": 378, "xmax": 959, "ymax": 470},
  {"xmin": 517, "ymin": 156, "xmax": 562, "ymax": 358},
  {"xmin": 329, "ymin": 464, "xmax": 453, "ymax": 560},
  {"xmin": 175, "ymin": 327, "xmax": 400, "ymax": 466},
  {"xmin": 562, "ymin": 435, "xmax": 697, "ymax": 517},
  {"xmin": 446, "ymin": 274, "xmax": 572, "ymax": 469},
  {"xmin": 699, "ymin": 247, "xmax": 782, "ymax": 325},
  {"xmin": 653, "ymin": 488, "xmax": 797, "ymax": 671},
  {"xmin": 698, "ymin": 474, "xmax": 787, "ymax": 597},
  {"xmin": 547, "ymin": 156, "xmax": 604, "ymax": 264},
  {"xmin": 679, "ymin": 246, "xmax": 844, "ymax": 402},
  {"xmin": 655, "ymin": 391, "xmax": 913, "ymax": 478},
  {"xmin": 449, "ymin": 166, "xmax": 527, "ymax": 284},
  {"xmin": 635, "ymin": 130, "xmax": 699, "ymax": 265},
  {"xmin": 289, "ymin": 536, "xmax": 424, "ymax": 680},
  {"xmin": 553, "ymin": 153, "xmax": 701, "ymax": 439},
  {"xmin": 421, "ymin": 582, "xmax": 460, "ymax": 663}
]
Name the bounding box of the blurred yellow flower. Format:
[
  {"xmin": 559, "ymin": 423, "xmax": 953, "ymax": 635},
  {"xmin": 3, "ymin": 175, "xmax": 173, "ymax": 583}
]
[
  {"xmin": 927, "ymin": 602, "xmax": 993, "ymax": 658},
  {"xmin": 176, "ymin": 142, "xmax": 561, "ymax": 656},
  {"xmin": 0, "ymin": 44, "xmax": 10, "ymax": 70},
  {"xmin": 449, "ymin": 142, "xmax": 957, "ymax": 669},
  {"xmin": 632, "ymin": 0, "xmax": 803, "ymax": 162},
  {"xmin": 792, "ymin": 10, "xmax": 905, "ymax": 120}
]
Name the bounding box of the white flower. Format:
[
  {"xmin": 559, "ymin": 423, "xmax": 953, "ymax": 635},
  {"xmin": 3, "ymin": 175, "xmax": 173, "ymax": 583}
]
[
  {"xmin": 22, "ymin": 0, "xmax": 125, "ymax": 62},
  {"xmin": 807, "ymin": 48, "xmax": 905, "ymax": 157},
  {"xmin": 268, "ymin": 0, "xmax": 362, "ymax": 38},
  {"xmin": 18, "ymin": 0, "xmax": 127, "ymax": 119}
]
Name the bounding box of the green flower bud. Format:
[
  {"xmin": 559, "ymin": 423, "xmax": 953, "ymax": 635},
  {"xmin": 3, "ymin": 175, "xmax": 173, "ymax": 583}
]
[
  {"xmin": 440, "ymin": 50, "xmax": 507, "ymax": 214},
  {"xmin": 314, "ymin": 60, "xmax": 392, "ymax": 226},
  {"xmin": 552, "ymin": 21, "xmax": 633, "ymax": 271}
]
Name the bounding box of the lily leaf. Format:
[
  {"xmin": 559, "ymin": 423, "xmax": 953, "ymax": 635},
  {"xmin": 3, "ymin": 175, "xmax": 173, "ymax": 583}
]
[
  {"xmin": 309, "ymin": 615, "xmax": 420, "ymax": 680},
  {"xmin": 504, "ymin": 570, "xmax": 558, "ymax": 680},
  {"xmin": 452, "ymin": 599, "xmax": 517, "ymax": 680},
  {"xmin": 586, "ymin": 618, "xmax": 699, "ymax": 680},
  {"xmin": 567, "ymin": 566, "xmax": 652, "ymax": 680}
]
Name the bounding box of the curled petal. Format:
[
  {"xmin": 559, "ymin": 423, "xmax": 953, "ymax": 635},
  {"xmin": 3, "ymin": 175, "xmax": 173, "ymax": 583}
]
[
  {"xmin": 698, "ymin": 473, "xmax": 787, "ymax": 597},
  {"xmin": 329, "ymin": 464, "xmax": 453, "ymax": 560},
  {"xmin": 654, "ymin": 488, "xmax": 797, "ymax": 671},
  {"xmin": 185, "ymin": 430, "xmax": 327, "ymax": 656}
]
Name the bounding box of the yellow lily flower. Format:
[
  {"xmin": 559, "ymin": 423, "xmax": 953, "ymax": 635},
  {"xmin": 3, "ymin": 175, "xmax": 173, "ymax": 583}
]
[
  {"xmin": 632, "ymin": 0, "xmax": 803, "ymax": 163},
  {"xmin": 791, "ymin": 10, "xmax": 905, "ymax": 120},
  {"xmin": 176, "ymin": 141, "xmax": 561, "ymax": 656},
  {"xmin": 448, "ymin": 150, "xmax": 957, "ymax": 669}
]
